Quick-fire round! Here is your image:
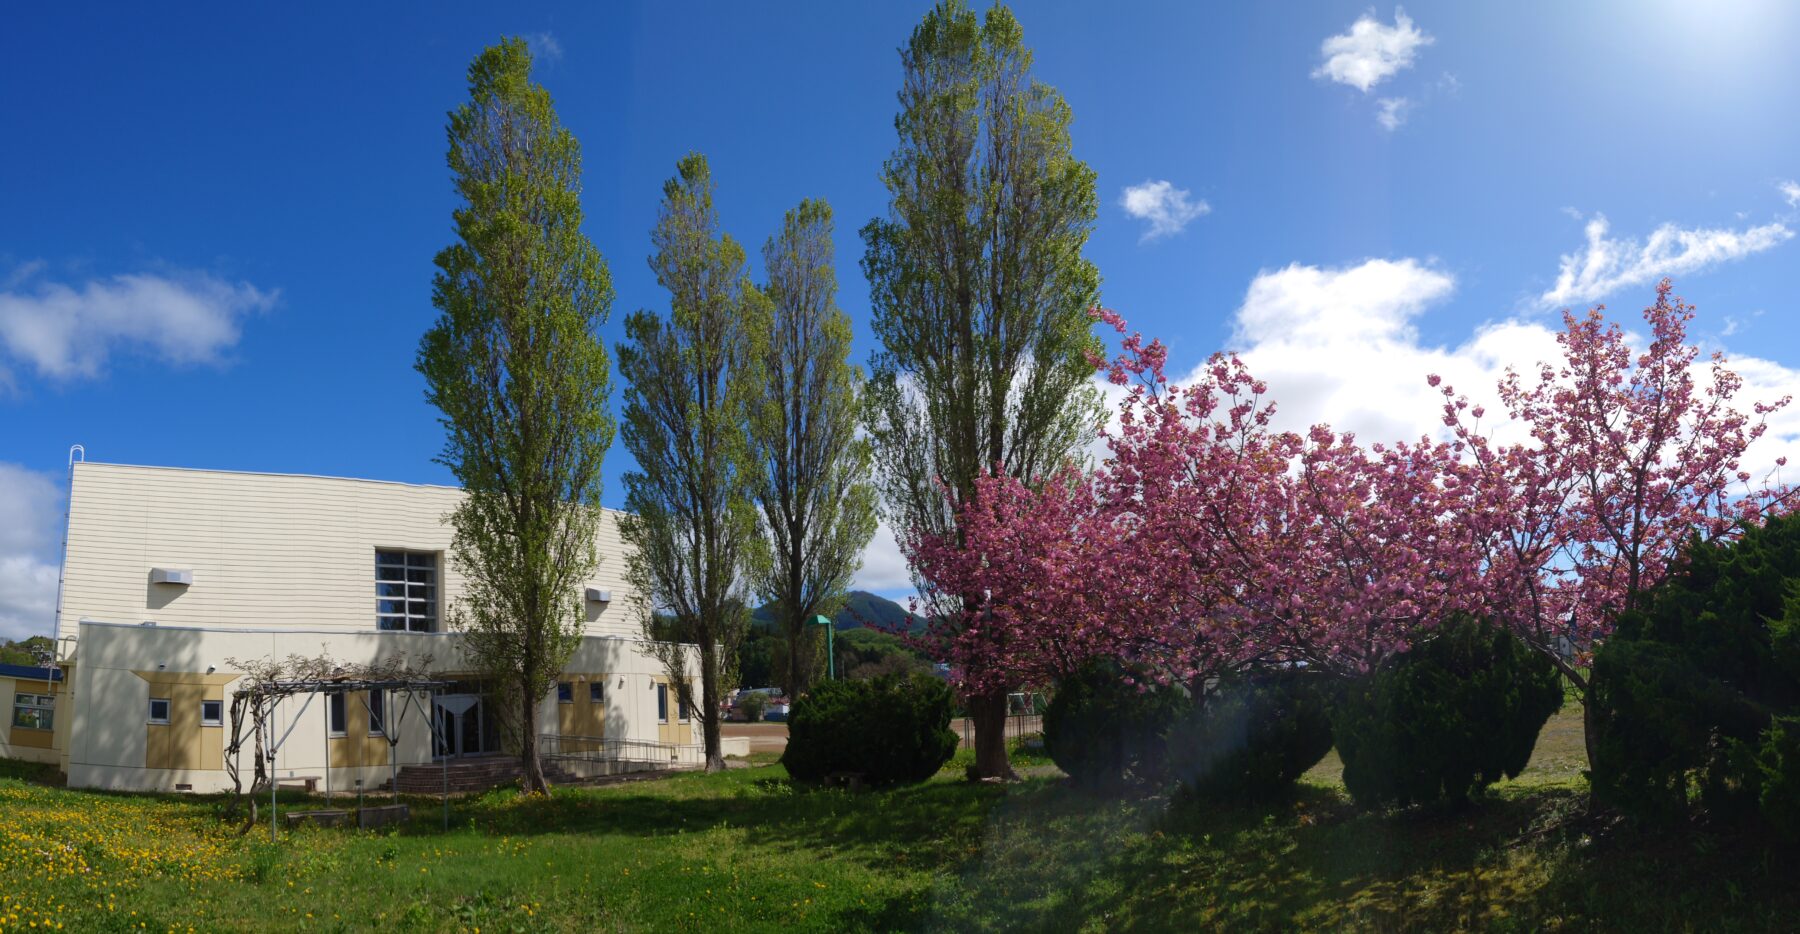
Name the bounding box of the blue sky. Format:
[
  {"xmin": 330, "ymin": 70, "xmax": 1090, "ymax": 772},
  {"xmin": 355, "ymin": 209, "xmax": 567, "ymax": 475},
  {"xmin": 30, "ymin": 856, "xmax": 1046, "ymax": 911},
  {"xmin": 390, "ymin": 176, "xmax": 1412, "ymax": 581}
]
[{"xmin": 5, "ymin": 1, "xmax": 1800, "ymax": 639}]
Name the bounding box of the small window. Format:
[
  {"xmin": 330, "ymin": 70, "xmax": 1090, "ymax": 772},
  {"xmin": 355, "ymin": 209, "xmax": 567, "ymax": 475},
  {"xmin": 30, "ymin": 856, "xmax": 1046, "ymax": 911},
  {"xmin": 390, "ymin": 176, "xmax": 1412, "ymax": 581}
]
[
  {"xmin": 328, "ymin": 693, "xmax": 347, "ymax": 735},
  {"xmin": 200, "ymin": 700, "xmax": 222, "ymax": 726},
  {"xmin": 656, "ymin": 684, "xmax": 668, "ymax": 722},
  {"xmin": 148, "ymin": 697, "xmax": 170, "ymax": 724},
  {"xmin": 678, "ymin": 693, "xmax": 691, "ymax": 722},
  {"xmin": 589, "ymin": 682, "xmax": 605, "ymax": 704},
  {"xmin": 368, "ymin": 691, "xmax": 385, "ymax": 736},
  {"xmin": 11, "ymin": 693, "xmax": 53, "ymax": 731},
  {"xmin": 557, "ymin": 682, "xmax": 573, "ymax": 704}
]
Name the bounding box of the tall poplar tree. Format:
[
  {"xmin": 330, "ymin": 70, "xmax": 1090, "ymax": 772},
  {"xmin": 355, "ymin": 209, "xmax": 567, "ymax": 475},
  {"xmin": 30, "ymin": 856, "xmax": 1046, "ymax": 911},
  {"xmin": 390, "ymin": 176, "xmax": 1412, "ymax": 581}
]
[
  {"xmin": 748, "ymin": 200, "xmax": 878, "ymax": 699},
  {"xmin": 862, "ymin": 1, "xmax": 1103, "ymax": 778},
  {"xmin": 416, "ymin": 38, "xmax": 614, "ymax": 794},
  {"xmin": 618, "ymin": 153, "xmax": 758, "ymax": 772}
]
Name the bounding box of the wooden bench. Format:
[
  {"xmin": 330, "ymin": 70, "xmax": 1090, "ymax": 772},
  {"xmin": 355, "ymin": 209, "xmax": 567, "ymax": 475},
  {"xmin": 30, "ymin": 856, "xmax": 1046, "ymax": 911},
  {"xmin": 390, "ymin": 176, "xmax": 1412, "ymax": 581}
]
[{"xmin": 274, "ymin": 775, "xmax": 323, "ymax": 793}]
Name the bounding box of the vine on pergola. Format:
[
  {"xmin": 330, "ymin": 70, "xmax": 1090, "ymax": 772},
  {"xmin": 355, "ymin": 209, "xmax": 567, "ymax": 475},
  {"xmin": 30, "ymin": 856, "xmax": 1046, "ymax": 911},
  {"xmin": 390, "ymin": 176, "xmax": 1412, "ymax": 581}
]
[{"xmin": 220, "ymin": 649, "xmax": 440, "ymax": 830}]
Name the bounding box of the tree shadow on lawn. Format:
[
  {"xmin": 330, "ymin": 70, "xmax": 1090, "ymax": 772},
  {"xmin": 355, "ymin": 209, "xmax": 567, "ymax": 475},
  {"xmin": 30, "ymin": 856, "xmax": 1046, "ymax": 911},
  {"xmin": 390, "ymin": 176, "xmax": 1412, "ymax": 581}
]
[
  {"xmin": 924, "ymin": 779, "xmax": 1800, "ymax": 933},
  {"xmin": 387, "ymin": 765, "xmax": 1800, "ymax": 932},
  {"xmin": 443, "ymin": 769, "xmax": 1012, "ymax": 874}
]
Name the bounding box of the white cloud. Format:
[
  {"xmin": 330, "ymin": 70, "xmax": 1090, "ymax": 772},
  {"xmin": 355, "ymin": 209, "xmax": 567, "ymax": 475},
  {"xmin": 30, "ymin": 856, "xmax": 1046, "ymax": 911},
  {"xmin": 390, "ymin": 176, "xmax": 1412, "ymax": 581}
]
[
  {"xmin": 527, "ymin": 32, "xmax": 564, "ymax": 64},
  {"xmin": 0, "ymin": 464, "xmax": 64, "ymax": 642},
  {"xmin": 1541, "ymin": 214, "xmax": 1792, "ymax": 309},
  {"xmin": 1224, "ymin": 259, "xmax": 1499, "ymax": 442},
  {"xmin": 1375, "ymin": 97, "xmax": 1411, "ymax": 130},
  {"xmin": 853, "ymin": 520, "xmax": 916, "ymax": 594},
  {"xmin": 1120, "ymin": 180, "xmax": 1211, "ymax": 242},
  {"xmin": 1314, "ymin": 7, "xmax": 1432, "ymax": 93},
  {"xmin": 0, "ymin": 267, "xmax": 276, "ymax": 381},
  {"xmin": 1781, "ymin": 180, "xmax": 1800, "ymax": 208},
  {"xmin": 1204, "ymin": 258, "xmax": 1800, "ymax": 487}
]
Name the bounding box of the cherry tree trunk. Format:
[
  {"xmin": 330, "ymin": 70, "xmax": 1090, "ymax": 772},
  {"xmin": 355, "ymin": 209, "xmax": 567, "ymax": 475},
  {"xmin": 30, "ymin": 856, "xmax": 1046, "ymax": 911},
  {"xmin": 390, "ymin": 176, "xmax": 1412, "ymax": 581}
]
[{"xmin": 968, "ymin": 690, "xmax": 1015, "ymax": 780}]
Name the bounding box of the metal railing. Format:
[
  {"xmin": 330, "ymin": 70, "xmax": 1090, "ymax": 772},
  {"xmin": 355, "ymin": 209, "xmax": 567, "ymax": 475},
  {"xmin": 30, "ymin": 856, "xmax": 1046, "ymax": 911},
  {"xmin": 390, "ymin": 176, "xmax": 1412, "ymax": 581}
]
[
  {"xmin": 538, "ymin": 733, "xmax": 706, "ymax": 769},
  {"xmin": 959, "ymin": 713, "xmax": 1043, "ymax": 748}
]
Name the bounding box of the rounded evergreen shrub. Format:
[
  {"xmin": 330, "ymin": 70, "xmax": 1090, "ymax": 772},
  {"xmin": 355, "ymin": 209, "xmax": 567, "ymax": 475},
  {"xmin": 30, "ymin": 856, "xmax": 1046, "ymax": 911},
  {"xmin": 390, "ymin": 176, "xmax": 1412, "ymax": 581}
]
[
  {"xmin": 1166, "ymin": 668, "xmax": 1336, "ymax": 801},
  {"xmin": 1331, "ymin": 617, "xmax": 1564, "ymax": 809},
  {"xmin": 1590, "ymin": 512, "xmax": 1800, "ymax": 829},
  {"xmin": 781, "ymin": 673, "xmax": 958, "ymax": 786},
  {"xmin": 1043, "ymin": 658, "xmax": 1188, "ymax": 791}
]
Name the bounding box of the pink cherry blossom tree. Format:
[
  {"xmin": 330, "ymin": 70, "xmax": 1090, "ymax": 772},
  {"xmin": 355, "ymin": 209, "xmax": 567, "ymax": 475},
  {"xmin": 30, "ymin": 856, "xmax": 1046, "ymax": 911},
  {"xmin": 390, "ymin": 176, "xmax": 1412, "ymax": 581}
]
[{"xmin": 1434, "ymin": 279, "xmax": 1792, "ymax": 760}]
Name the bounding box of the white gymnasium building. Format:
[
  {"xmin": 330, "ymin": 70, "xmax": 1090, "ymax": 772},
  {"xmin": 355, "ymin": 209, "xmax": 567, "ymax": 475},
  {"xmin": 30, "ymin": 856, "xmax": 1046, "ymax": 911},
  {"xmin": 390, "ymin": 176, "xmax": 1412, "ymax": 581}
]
[{"xmin": 0, "ymin": 459, "xmax": 721, "ymax": 793}]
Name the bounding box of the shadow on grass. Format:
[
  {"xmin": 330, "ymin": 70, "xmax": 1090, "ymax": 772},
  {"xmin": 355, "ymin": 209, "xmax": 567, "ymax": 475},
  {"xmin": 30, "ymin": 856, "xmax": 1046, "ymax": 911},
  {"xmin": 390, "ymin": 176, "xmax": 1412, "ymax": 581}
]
[{"xmin": 359, "ymin": 756, "xmax": 1800, "ymax": 932}]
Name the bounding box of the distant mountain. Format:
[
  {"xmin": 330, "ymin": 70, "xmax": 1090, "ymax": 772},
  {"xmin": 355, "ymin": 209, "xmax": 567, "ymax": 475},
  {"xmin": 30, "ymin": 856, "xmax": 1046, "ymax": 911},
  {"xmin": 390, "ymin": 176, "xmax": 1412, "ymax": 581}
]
[{"xmin": 751, "ymin": 590, "xmax": 927, "ymax": 634}]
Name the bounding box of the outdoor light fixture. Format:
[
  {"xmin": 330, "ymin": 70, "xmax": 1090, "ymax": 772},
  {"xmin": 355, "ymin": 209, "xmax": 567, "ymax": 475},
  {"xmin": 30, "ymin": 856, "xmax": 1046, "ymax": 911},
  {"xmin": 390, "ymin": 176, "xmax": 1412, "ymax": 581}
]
[{"xmin": 150, "ymin": 568, "xmax": 193, "ymax": 586}]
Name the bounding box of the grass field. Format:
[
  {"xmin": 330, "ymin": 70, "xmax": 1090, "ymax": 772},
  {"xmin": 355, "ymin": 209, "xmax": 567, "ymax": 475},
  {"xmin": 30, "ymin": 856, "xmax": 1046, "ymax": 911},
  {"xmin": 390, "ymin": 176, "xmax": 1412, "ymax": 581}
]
[{"xmin": 1, "ymin": 705, "xmax": 1796, "ymax": 932}]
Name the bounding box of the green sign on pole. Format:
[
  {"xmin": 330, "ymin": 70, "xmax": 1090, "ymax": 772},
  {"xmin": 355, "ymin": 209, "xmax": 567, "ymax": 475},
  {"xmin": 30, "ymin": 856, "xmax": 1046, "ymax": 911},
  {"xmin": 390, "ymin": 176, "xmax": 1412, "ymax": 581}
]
[{"xmin": 811, "ymin": 614, "xmax": 835, "ymax": 681}]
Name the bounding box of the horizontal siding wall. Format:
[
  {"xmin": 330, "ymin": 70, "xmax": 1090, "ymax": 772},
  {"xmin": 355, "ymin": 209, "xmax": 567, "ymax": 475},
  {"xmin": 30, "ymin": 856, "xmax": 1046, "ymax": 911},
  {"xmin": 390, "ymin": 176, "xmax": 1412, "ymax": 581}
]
[{"xmin": 57, "ymin": 463, "xmax": 640, "ymax": 641}]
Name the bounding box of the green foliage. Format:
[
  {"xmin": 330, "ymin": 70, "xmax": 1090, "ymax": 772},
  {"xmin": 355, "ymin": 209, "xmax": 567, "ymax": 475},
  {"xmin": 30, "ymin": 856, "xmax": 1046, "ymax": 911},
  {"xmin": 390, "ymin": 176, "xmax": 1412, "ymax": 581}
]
[
  {"xmin": 737, "ymin": 627, "xmax": 777, "ymax": 689},
  {"xmin": 1042, "ymin": 658, "xmax": 1188, "ymax": 791},
  {"xmin": 0, "ymin": 636, "xmax": 53, "ymax": 667},
  {"xmin": 415, "ymin": 37, "xmax": 613, "ymax": 789},
  {"xmin": 860, "ymin": 2, "xmax": 1102, "ymax": 780},
  {"xmin": 1756, "ymin": 716, "xmax": 1800, "ymax": 837},
  {"xmin": 834, "ymin": 626, "xmax": 933, "ymax": 681},
  {"xmin": 782, "ymin": 674, "xmax": 958, "ymax": 786},
  {"xmin": 1590, "ymin": 513, "xmax": 1800, "ymax": 829},
  {"xmin": 1167, "ymin": 669, "xmax": 1336, "ymax": 801},
  {"xmin": 617, "ymin": 152, "xmax": 760, "ymax": 770},
  {"xmin": 745, "ymin": 198, "xmax": 878, "ymax": 700},
  {"xmin": 1332, "ymin": 617, "xmax": 1564, "ymax": 809},
  {"xmin": 737, "ymin": 690, "xmax": 769, "ymax": 723}
]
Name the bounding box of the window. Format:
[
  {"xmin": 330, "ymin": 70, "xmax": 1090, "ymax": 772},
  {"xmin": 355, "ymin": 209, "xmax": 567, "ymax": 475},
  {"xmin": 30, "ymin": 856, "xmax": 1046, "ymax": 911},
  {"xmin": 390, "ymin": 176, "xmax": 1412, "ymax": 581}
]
[
  {"xmin": 11, "ymin": 692, "xmax": 53, "ymax": 731},
  {"xmin": 656, "ymin": 684, "xmax": 668, "ymax": 722},
  {"xmin": 148, "ymin": 697, "xmax": 170, "ymax": 724},
  {"xmin": 368, "ymin": 691, "xmax": 385, "ymax": 736},
  {"xmin": 200, "ymin": 700, "xmax": 222, "ymax": 727},
  {"xmin": 678, "ymin": 693, "xmax": 691, "ymax": 721},
  {"xmin": 589, "ymin": 682, "xmax": 605, "ymax": 704},
  {"xmin": 556, "ymin": 682, "xmax": 573, "ymax": 704},
  {"xmin": 375, "ymin": 550, "xmax": 438, "ymax": 632},
  {"xmin": 328, "ymin": 693, "xmax": 347, "ymax": 735}
]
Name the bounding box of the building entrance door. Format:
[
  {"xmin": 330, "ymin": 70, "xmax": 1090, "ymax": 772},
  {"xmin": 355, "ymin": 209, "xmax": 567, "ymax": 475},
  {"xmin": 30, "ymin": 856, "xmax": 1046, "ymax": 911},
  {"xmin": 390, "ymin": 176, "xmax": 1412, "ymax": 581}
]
[{"xmin": 432, "ymin": 692, "xmax": 496, "ymax": 758}]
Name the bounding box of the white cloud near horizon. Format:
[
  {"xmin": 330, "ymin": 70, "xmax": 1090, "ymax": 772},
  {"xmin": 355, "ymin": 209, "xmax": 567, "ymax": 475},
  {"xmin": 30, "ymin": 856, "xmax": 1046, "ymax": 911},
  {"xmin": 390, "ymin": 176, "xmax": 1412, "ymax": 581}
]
[
  {"xmin": 1781, "ymin": 179, "xmax": 1800, "ymax": 209},
  {"xmin": 0, "ymin": 463, "xmax": 64, "ymax": 642},
  {"xmin": 1540, "ymin": 214, "xmax": 1792, "ymax": 310},
  {"xmin": 1314, "ymin": 8, "xmax": 1432, "ymax": 93},
  {"xmin": 1218, "ymin": 257, "xmax": 1800, "ymax": 482},
  {"xmin": 0, "ymin": 267, "xmax": 277, "ymax": 382},
  {"xmin": 1120, "ymin": 180, "xmax": 1211, "ymax": 242}
]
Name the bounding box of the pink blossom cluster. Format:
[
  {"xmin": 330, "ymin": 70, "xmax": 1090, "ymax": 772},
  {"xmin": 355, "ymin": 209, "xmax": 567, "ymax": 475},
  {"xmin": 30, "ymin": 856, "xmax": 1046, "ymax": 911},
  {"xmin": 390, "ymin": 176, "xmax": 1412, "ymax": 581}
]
[{"xmin": 903, "ymin": 280, "xmax": 1793, "ymax": 698}]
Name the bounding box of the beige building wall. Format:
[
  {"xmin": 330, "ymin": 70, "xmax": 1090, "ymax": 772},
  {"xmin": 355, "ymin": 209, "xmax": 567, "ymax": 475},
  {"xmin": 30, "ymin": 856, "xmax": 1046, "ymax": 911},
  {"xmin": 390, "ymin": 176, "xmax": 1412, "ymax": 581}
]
[
  {"xmin": 65, "ymin": 621, "xmax": 699, "ymax": 793},
  {"xmin": 46, "ymin": 461, "xmax": 704, "ymax": 793},
  {"xmin": 56, "ymin": 462, "xmax": 640, "ymax": 641}
]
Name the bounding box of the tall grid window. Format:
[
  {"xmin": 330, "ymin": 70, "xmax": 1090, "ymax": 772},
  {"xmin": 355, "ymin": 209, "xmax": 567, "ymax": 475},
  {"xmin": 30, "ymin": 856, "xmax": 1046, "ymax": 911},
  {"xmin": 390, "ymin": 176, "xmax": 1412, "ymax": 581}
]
[{"xmin": 376, "ymin": 550, "xmax": 437, "ymax": 632}]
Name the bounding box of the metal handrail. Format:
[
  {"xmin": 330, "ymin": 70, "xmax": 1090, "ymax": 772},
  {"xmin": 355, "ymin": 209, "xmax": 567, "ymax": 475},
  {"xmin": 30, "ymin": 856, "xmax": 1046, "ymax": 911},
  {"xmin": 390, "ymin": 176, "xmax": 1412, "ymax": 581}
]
[{"xmin": 538, "ymin": 733, "xmax": 704, "ymax": 767}]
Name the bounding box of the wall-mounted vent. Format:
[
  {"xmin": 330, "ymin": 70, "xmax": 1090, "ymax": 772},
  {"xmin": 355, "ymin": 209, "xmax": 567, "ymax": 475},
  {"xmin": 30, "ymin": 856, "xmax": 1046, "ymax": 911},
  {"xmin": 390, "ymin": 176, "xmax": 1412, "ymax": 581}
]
[
  {"xmin": 150, "ymin": 568, "xmax": 193, "ymax": 586},
  {"xmin": 585, "ymin": 588, "xmax": 612, "ymax": 604}
]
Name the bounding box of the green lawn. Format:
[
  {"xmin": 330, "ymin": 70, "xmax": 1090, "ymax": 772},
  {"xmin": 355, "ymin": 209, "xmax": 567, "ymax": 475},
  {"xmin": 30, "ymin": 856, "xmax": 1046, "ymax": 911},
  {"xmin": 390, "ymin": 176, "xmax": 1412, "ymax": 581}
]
[{"xmin": 1, "ymin": 707, "xmax": 1795, "ymax": 932}]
